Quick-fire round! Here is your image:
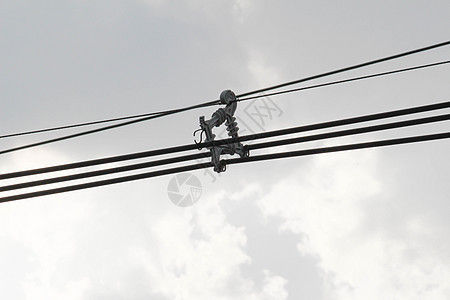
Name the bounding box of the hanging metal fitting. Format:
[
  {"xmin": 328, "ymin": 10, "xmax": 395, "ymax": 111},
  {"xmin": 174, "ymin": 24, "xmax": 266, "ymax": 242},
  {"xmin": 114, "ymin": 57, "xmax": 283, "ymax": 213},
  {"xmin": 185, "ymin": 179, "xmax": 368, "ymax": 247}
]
[{"xmin": 194, "ymin": 90, "xmax": 249, "ymax": 173}]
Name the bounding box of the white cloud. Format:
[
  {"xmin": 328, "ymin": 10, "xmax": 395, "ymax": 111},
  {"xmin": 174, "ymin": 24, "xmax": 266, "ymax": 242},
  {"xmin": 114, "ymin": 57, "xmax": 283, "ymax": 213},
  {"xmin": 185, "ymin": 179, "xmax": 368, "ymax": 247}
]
[
  {"xmin": 132, "ymin": 194, "xmax": 289, "ymax": 299},
  {"xmin": 260, "ymin": 270, "xmax": 288, "ymax": 300},
  {"xmin": 257, "ymin": 148, "xmax": 450, "ymax": 299},
  {"xmin": 247, "ymin": 50, "xmax": 282, "ymax": 89}
]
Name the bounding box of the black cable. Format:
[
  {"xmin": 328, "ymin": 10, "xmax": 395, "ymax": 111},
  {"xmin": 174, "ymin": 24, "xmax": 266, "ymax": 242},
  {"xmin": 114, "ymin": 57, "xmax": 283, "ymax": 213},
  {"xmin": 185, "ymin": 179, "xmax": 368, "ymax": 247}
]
[
  {"xmin": 0, "ymin": 99, "xmax": 220, "ymax": 156},
  {"xmin": 0, "ymin": 112, "xmax": 162, "ymax": 139},
  {"xmin": 246, "ymin": 114, "xmax": 450, "ymax": 151},
  {"xmin": 0, "ymin": 152, "xmax": 211, "ymax": 192},
  {"xmin": 1, "ymin": 113, "xmax": 447, "ymax": 192},
  {"xmin": 2, "ymin": 40, "xmax": 449, "ymax": 155},
  {"xmin": 237, "ymin": 40, "xmax": 450, "ymax": 98},
  {"xmin": 0, "ymin": 162, "xmax": 214, "ymax": 203},
  {"xmin": 1, "ymin": 100, "xmax": 449, "ymax": 180},
  {"xmin": 238, "ymin": 60, "xmax": 450, "ymax": 102},
  {"xmin": 224, "ymin": 132, "xmax": 450, "ymax": 166},
  {"xmin": 3, "ymin": 59, "xmax": 449, "ymax": 141},
  {"xmin": 1, "ymin": 132, "xmax": 448, "ymax": 203}
]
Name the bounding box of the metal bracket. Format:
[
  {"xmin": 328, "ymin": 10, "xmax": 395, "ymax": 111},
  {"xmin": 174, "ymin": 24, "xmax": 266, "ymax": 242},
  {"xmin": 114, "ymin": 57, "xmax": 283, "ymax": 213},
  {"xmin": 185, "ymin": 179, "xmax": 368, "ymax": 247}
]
[{"xmin": 194, "ymin": 90, "xmax": 249, "ymax": 173}]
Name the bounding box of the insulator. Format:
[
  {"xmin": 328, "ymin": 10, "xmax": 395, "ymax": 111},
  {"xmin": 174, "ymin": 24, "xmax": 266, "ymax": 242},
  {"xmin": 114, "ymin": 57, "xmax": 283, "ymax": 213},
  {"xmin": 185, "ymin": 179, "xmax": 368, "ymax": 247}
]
[
  {"xmin": 211, "ymin": 108, "xmax": 226, "ymax": 127},
  {"xmin": 226, "ymin": 116, "xmax": 239, "ymax": 138}
]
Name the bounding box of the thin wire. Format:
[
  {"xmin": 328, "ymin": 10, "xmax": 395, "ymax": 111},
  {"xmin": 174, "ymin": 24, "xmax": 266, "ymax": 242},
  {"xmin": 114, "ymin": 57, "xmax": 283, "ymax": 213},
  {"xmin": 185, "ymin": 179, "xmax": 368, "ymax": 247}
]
[
  {"xmin": 238, "ymin": 60, "xmax": 450, "ymax": 102},
  {"xmin": 0, "ymin": 112, "xmax": 162, "ymax": 139},
  {"xmin": 1, "ymin": 100, "xmax": 449, "ymax": 180},
  {"xmin": 0, "ymin": 100, "xmax": 220, "ymax": 156},
  {"xmin": 1, "ymin": 132, "xmax": 448, "ymax": 203},
  {"xmin": 2, "ymin": 40, "xmax": 449, "ymax": 154},
  {"xmin": 237, "ymin": 40, "xmax": 450, "ymax": 98},
  {"xmin": 1, "ymin": 113, "xmax": 448, "ymax": 192},
  {"xmin": 3, "ymin": 59, "xmax": 448, "ymax": 140}
]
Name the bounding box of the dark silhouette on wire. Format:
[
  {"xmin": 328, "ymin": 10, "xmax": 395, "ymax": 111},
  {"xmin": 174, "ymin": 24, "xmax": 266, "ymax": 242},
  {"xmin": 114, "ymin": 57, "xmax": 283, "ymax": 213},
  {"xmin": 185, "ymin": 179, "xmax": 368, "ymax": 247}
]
[
  {"xmin": 0, "ymin": 100, "xmax": 220, "ymax": 156},
  {"xmin": 1, "ymin": 39, "xmax": 449, "ymax": 155},
  {"xmin": 2, "ymin": 59, "xmax": 449, "ymax": 141},
  {"xmin": 1, "ymin": 100, "xmax": 449, "ymax": 180},
  {"xmin": 0, "ymin": 113, "xmax": 448, "ymax": 192}
]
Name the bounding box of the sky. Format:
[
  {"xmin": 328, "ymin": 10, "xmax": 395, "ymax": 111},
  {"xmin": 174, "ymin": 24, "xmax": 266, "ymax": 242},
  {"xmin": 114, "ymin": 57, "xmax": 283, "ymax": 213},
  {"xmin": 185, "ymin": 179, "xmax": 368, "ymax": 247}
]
[{"xmin": 1, "ymin": 0, "xmax": 449, "ymax": 299}]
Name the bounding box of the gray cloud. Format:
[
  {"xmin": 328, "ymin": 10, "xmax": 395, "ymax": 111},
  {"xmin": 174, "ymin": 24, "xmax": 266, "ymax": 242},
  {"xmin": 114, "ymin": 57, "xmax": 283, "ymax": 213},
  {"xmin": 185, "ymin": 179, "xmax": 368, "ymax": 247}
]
[{"xmin": 1, "ymin": 0, "xmax": 449, "ymax": 299}]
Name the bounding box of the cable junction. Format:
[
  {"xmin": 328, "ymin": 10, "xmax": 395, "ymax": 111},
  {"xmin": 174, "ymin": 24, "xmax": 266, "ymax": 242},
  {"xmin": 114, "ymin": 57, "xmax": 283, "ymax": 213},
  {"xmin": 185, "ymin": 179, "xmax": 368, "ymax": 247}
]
[
  {"xmin": 1, "ymin": 92, "xmax": 449, "ymax": 202},
  {"xmin": 0, "ymin": 112, "xmax": 448, "ymax": 193},
  {"xmin": 1, "ymin": 100, "xmax": 449, "ymax": 181},
  {"xmin": 1, "ymin": 39, "xmax": 449, "ymax": 202}
]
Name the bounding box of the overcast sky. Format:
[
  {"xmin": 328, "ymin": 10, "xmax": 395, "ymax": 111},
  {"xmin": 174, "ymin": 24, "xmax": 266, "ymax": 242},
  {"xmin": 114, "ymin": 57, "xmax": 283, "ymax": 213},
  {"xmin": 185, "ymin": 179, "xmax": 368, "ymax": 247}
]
[{"xmin": 1, "ymin": 1, "xmax": 450, "ymax": 299}]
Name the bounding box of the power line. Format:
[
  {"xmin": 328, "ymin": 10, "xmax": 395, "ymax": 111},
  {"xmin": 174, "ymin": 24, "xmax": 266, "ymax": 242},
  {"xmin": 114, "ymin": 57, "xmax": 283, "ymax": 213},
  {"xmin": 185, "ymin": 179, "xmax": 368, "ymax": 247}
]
[
  {"xmin": 238, "ymin": 60, "xmax": 450, "ymax": 102},
  {"xmin": 1, "ymin": 132, "xmax": 448, "ymax": 203},
  {"xmin": 0, "ymin": 113, "xmax": 448, "ymax": 192},
  {"xmin": 0, "ymin": 152, "xmax": 211, "ymax": 192},
  {"xmin": 237, "ymin": 40, "xmax": 450, "ymax": 98},
  {"xmin": 246, "ymin": 114, "xmax": 449, "ymax": 151},
  {"xmin": 1, "ymin": 100, "xmax": 449, "ymax": 180},
  {"xmin": 0, "ymin": 112, "xmax": 162, "ymax": 139},
  {"xmin": 0, "ymin": 100, "xmax": 219, "ymax": 156},
  {"xmin": 0, "ymin": 162, "xmax": 214, "ymax": 203},
  {"xmin": 3, "ymin": 59, "xmax": 449, "ymax": 141},
  {"xmin": 1, "ymin": 40, "xmax": 449, "ymax": 155},
  {"xmin": 225, "ymin": 132, "xmax": 450, "ymax": 166}
]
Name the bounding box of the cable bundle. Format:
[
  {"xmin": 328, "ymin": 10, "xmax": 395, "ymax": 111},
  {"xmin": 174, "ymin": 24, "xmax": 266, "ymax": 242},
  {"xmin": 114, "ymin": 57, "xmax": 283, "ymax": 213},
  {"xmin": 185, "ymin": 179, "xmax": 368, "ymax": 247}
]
[{"xmin": 1, "ymin": 40, "xmax": 449, "ymax": 203}]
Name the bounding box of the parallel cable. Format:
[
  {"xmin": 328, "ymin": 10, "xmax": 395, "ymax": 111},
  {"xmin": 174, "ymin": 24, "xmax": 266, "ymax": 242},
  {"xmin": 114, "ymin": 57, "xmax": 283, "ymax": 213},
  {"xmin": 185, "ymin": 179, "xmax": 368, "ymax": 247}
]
[
  {"xmin": 3, "ymin": 59, "xmax": 449, "ymax": 140},
  {"xmin": 238, "ymin": 60, "xmax": 450, "ymax": 102},
  {"xmin": 0, "ymin": 100, "xmax": 220, "ymax": 156},
  {"xmin": 0, "ymin": 112, "xmax": 161, "ymax": 139},
  {"xmin": 1, "ymin": 100, "xmax": 449, "ymax": 180},
  {"xmin": 0, "ymin": 113, "xmax": 448, "ymax": 192},
  {"xmin": 246, "ymin": 114, "xmax": 450, "ymax": 151},
  {"xmin": 1, "ymin": 132, "xmax": 448, "ymax": 203},
  {"xmin": 225, "ymin": 132, "xmax": 450, "ymax": 166},
  {"xmin": 237, "ymin": 40, "xmax": 450, "ymax": 98},
  {"xmin": 0, "ymin": 152, "xmax": 211, "ymax": 192},
  {"xmin": 1, "ymin": 40, "xmax": 449, "ymax": 154}
]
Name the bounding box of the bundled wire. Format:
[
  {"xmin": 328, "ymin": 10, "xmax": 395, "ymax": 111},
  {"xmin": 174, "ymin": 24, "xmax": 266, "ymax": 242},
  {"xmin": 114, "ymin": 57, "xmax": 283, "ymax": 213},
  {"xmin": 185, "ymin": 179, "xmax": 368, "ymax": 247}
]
[
  {"xmin": 0, "ymin": 132, "xmax": 448, "ymax": 203},
  {"xmin": 0, "ymin": 112, "xmax": 448, "ymax": 193},
  {"xmin": 0, "ymin": 100, "xmax": 448, "ymax": 203},
  {"xmin": 1, "ymin": 100, "xmax": 448, "ymax": 180},
  {"xmin": 1, "ymin": 40, "xmax": 449, "ymax": 203}
]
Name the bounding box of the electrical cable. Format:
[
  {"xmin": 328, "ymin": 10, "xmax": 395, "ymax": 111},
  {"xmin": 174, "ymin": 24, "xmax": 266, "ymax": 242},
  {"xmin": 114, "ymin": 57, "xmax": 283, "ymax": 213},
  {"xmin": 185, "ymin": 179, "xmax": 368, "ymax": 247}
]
[
  {"xmin": 237, "ymin": 40, "xmax": 450, "ymax": 98},
  {"xmin": 246, "ymin": 114, "xmax": 450, "ymax": 151},
  {"xmin": 0, "ymin": 99, "xmax": 220, "ymax": 156},
  {"xmin": 238, "ymin": 60, "xmax": 450, "ymax": 102},
  {"xmin": 3, "ymin": 59, "xmax": 449, "ymax": 140},
  {"xmin": 1, "ymin": 40, "xmax": 449, "ymax": 154},
  {"xmin": 0, "ymin": 112, "xmax": 162, "ymax": 139},
  {"xmin": 0, "ymin": 152, "xmax": 211, "ymax": 192},
  {"xmin": 1, "ymin": 100, "xmax": 449, "ymax": 180},
  {"xmin": 0, "ymin": 113, "xmax": 448, "ymax": 192},
  {"xmin": 1, "ymin": 132, "xmax": 448, "ymax": 203},
  {"xmin": 225, "ymin": 132, "xmax": 450, "ymax": 166}
]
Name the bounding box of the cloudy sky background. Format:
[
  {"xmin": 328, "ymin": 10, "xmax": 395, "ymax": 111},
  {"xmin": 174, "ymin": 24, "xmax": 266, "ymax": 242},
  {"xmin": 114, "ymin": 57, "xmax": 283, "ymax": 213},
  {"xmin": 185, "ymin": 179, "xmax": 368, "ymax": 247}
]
[{"xmin": 1, "ymin": 0, "xmax": 450, "ymax": 299}]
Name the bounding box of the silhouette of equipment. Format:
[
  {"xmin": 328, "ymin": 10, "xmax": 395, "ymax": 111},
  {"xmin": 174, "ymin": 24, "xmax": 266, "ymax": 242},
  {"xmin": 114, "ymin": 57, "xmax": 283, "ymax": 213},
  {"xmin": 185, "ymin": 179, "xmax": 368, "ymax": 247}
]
[{"xmin": 194, "ymin": 90, "xmax": 249, "ymax": 173}]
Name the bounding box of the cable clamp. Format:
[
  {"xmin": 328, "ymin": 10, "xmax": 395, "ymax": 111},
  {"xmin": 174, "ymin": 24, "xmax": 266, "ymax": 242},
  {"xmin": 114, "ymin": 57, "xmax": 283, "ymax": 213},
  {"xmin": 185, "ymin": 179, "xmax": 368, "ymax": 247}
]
[{"xmin": 193, "ymin": 90, "xmax": 249, "ymax": 173}]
